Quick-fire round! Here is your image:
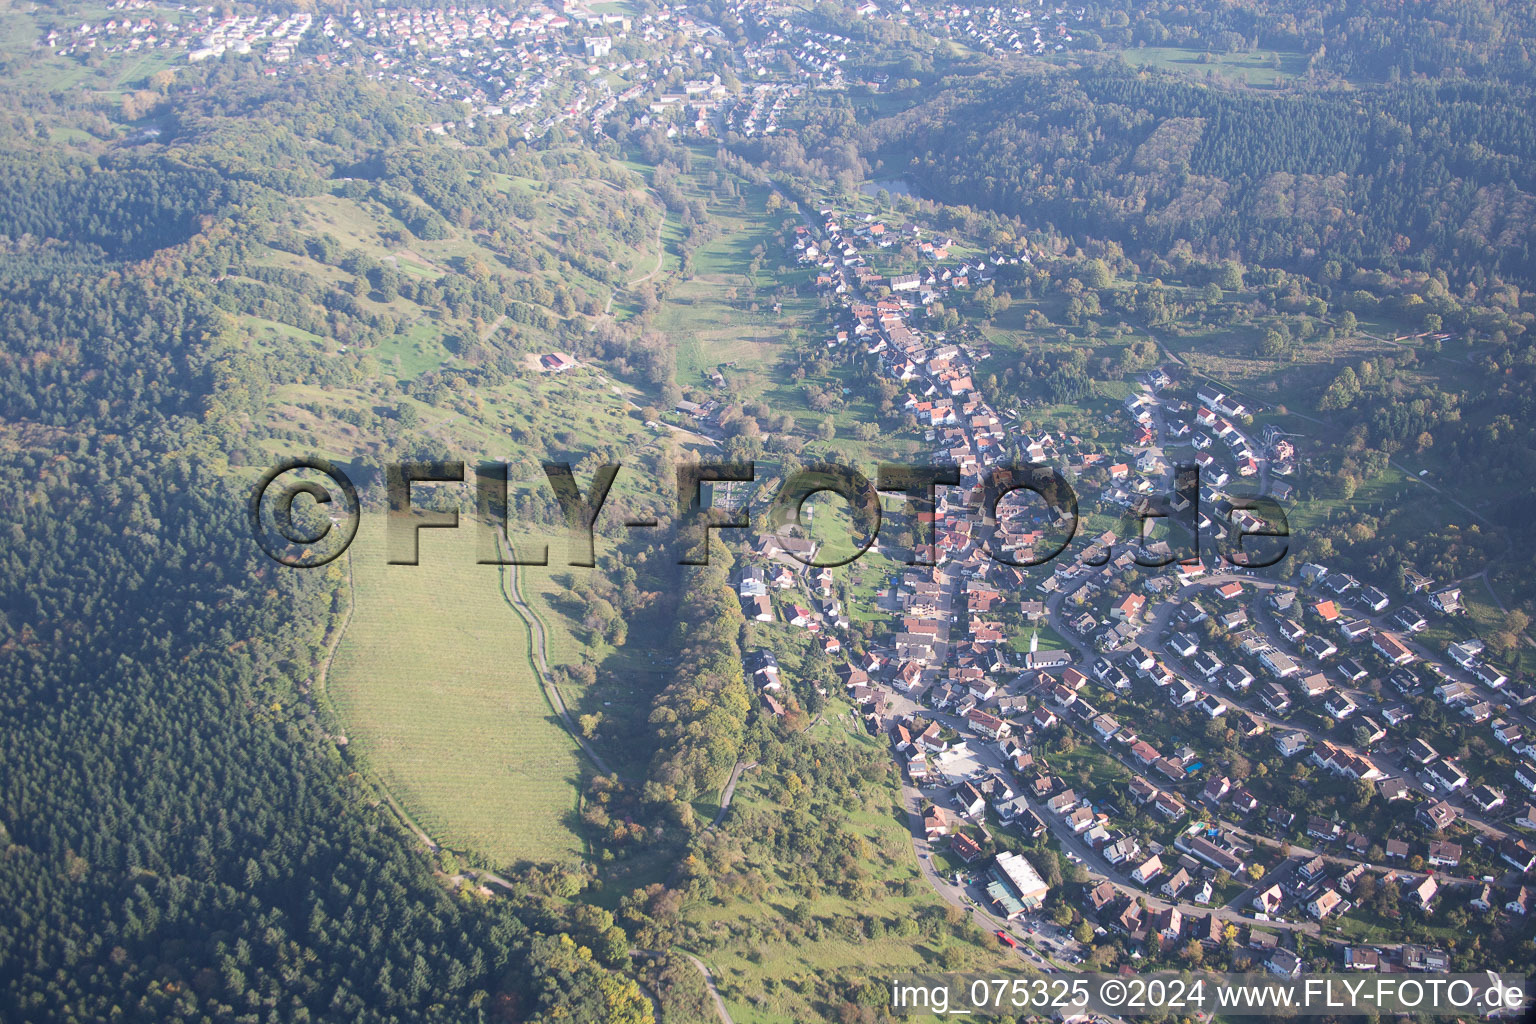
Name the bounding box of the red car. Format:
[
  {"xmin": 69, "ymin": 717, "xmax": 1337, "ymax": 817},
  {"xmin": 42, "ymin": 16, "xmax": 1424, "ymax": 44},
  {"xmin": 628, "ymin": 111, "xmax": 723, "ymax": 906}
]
[{"xmin": 995, "ymin": 930, "xmax": 1018, "ymax": 948}]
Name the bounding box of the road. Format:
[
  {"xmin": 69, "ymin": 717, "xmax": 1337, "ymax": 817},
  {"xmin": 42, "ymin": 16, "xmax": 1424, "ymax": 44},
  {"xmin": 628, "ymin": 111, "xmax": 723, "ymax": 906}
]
[
  {"xmin": 681, "ymin": 951, "xmax": 735, "ymax": 1024},
  {"xmin": 897, "ymin": 778, "xmax": 1067, "ymax": 972},
  {"xmin": 711, "ymin": 760, "xmax": 758, "ymax": 828},
  {"xmin": 633, "ymin": 949, "xmax": 737, "ymax": 1024}
]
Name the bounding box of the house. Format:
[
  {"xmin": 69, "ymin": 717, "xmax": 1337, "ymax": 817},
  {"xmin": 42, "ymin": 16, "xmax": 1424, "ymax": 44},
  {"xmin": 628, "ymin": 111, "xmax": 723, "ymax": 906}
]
[
  {"xmin": 954, "ymin": 781, "xmax": 987, "ymax": 818},
  {"xmin": 1506, "ymin": 886, "xmax": 1532, "ymax": 915},
  {"xmin": 922, "ymin": 800, "xmax": 960, "ymax": 837},
  {"xmin": 1183, "ymin": 835, "xmax": 1245, "ymax": 874},
  {"xmin": 1092, "ymin": 714, "xmax": 1121, "ymax": 741},
  {"xmin": 1113, "ymin": 593, "xmax": 1145, "ymax": 621},
  {"xmin": 967, "ymin": 708, "xmax": 1009, "ymax": 741},
  {"xmin": 1520, "ymin": 762, "xmax": 1536, "ymax": 794},
  {"xmin": 1129, "ymin": 776, "xmax": 1159, "ymax": 806},
  {"xmin": 1339, "ymin": 618, "xmax": 1372, "ymax": 641},
  {"xmin": 1470, "ymin": 785, "xmax": 1506, "ymax": 813},
  {"xmin": 1436, "ymin": 680, "xmax": 1476, "ymax": 705},
  {"xmin": 1130, "ymin": 855, "xmax": 1165, "ymax": 885},
  {"xmin": 1429, "ymin": 586, "xmax": 1463, "ymax": 615},
  {"xmin": 1202, "ymin": 776, "xmax": 1231, "ymax": 805},
  {"xmin": 1324, "ymin": 692, "xmax": 1358, "ymax": 720},
  {"xmin": 1161, "ymin": 868, "xmax": 1192, "ymax": 899},
  {"xmin": 1275, "ymin": 731, "xmax": 1308, "ymax": 757},
  {"xmin": 1424, "ymin": 760, "xmax": 1468, "ymax": 791},
  {"xmin": 1308, "ymin": 888, "xmax": 1344, "ymax": 920},
  {"xmin": 1492, "ymin": 719, "xmax": 1523, "ymax": 747},
  {"xmin": 787, "ymin": 604, "xmax": 817, "ymax": 629},
  {"xmin": 1336, "ymin": 657, "xmax": 1369, "ymax": 684},
  {"xmin": 1407, "ymin": 875, "xmax": 1439, "ymax": 910},
  {"xmin": 1259, "ymin": 649, "xmax": 1299, "ymax": 679},
  {"xmin": 1418, "ymin": 800, "xmax": 1458, "ymax": 832},
  {"xmin": 1517, "ymin": 803, "xmax": 1536, "ymax": 830},
  {"xmin": 1400, "ymin": 945, "xmax": 1450, "ymax": 971},
  {"xmin": 1371, "ymin": 631, "xmax": 1414, "ymax": 666},
  {"xmin": 1447, "ymin": 640, "xmax": 1484, "ymax": 668},
  {"xmin": 1104, "ymin": 837, "xmax": 1141, "ymax": 866},
  {"xmin": 1190, "ymin": 650, "xmax": 1224, "ymax": 680},
  {"xmin": 1344, "ymin": 947, "xmax": 1380, "ymax": 971},
  {"xmin": 1168, "ymin": 633, "xmax": 1200, "ymax": 658},
  {"xmin": 1475, "ymin": 663, "xmax": 1509, "ymax": 689},
  {"xmin": 1501, "ymin": 838, "xmax": 1536, "ymax": 873},
  {"xmin": 1114, "ymin": 902, "xmax": 1146, "ymax": 940},
  {"xmin": 1300, "ymin": 633, "xmax": 1335, "ymax": 659},
  {"xmin": 1046, "ymin": 789, "xmax": 1081, "ymax": 815},
  {"xmin": 1221, "ymin": 664, "xmax": 1255, "ymax": 692},
  {"xmin": 950, "ymin": 832, "xmax": 984, "ymax": 863},
  {"xmin": 1297, "ymin": 672, "xmax": 1331, "ymax": 699},
  {"xmin": 1426, "ymin": 840, "xmax": 1462, "ymax": 867},
  {"xmin": 1150, "ymin": 906, "xmax": 1183, "ymax": 943},
  {"xmin": 1087, "ymin": 880, "xmax": 1119, "ymax": 915},
  {"xmin": 1252, "ymin": 884, "xmax": 1285, "ymax": 915},
  {"xmin": 1151, "ymin": 791, "xmax": 1187, "ymax": 821},
  {"xmin": 1260, "ymin": 682, "xmax": 1293, "ymax": 715},
  {"xmin": 1265, "ymin": 951, "xmax": 1302, "ymax": 982},
  {"xmin": 1306, "ymin": 816, "xmax": 1341, "ymax": 842}
]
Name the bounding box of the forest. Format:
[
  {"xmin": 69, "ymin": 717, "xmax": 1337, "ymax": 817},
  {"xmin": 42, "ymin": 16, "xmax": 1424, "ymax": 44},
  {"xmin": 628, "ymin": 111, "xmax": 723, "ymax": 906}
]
[
  {"xmin": 882, "ymin": 64, "xmax": 1536, "ymax": 287},
  {"xmin": 0, "ymin": 67, "xmax": 666, "ymax": 1023}
]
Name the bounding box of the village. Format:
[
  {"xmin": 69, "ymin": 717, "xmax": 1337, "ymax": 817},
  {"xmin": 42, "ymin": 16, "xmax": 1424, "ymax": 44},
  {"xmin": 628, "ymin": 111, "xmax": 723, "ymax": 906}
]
[
  {"xmin": 705, "ymin": 201, "xmax": 1536, "ymax": 975},
  {"xmin": 43, "ymin": 0, "xmax": 1094, "ymax": 145}
]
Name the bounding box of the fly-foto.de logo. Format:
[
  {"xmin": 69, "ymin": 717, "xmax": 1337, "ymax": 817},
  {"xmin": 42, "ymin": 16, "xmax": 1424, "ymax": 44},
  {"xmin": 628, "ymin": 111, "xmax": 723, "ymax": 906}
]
[{"xmin": 249, "ymin": 458, "xmax": 1289, "ymax": 571}]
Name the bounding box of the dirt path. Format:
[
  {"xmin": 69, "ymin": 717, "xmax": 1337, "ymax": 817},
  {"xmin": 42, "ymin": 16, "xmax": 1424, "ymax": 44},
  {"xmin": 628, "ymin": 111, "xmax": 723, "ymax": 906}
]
[
  {"xmin": 479, "ymin": 313, "xmax": 506, "ymax": 343},
  {"xmin": 710, "ymin": 760, "xmax": 758, "ymax": 828},
  {"xmin": 605, "ymin": 216, "xmax": 666, "ymax": 314},
  {"xmin": 679, "ymin": 951, "xmax": 735, "ymax": 1024},
  {"xmin": 495, "ymin": 545, "xmax": 622, "ymax": 778},
  {"xmin": 313, "ymin": 548, "xmax": 357, "ymax": 697}
]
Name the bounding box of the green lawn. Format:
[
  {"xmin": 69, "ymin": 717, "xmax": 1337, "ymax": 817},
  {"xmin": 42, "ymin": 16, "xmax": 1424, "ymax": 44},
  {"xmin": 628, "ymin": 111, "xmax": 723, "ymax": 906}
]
[
  {"xmin": 326, "ymin": 516, "xmax": 588, "ymax": 867},
  {"xmin": 1120, "ymin": 46, "xmax": 1307, "ymax": 87}
]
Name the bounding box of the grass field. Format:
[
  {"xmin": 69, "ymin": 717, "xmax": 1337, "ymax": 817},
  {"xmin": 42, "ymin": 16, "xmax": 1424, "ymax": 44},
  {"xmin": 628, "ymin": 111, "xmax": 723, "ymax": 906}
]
[
  {"xmin": 1120, "ymin": 46, "xmax": 1306, "ymax": 87},
  {"xmin": 326, "ymin": 515, "xmax": 588, "ymax": 867},
  {"xmin": 687, "ymin": 732, "xmax": 1017, "ymax": 1024}
]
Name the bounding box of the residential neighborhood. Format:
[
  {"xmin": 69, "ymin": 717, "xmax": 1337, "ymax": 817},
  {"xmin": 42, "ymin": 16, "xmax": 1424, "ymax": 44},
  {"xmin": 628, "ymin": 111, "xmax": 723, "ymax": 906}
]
[{"xmin": 721, "ymin": 200, "xmax": 1536, "ymax": 977}]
